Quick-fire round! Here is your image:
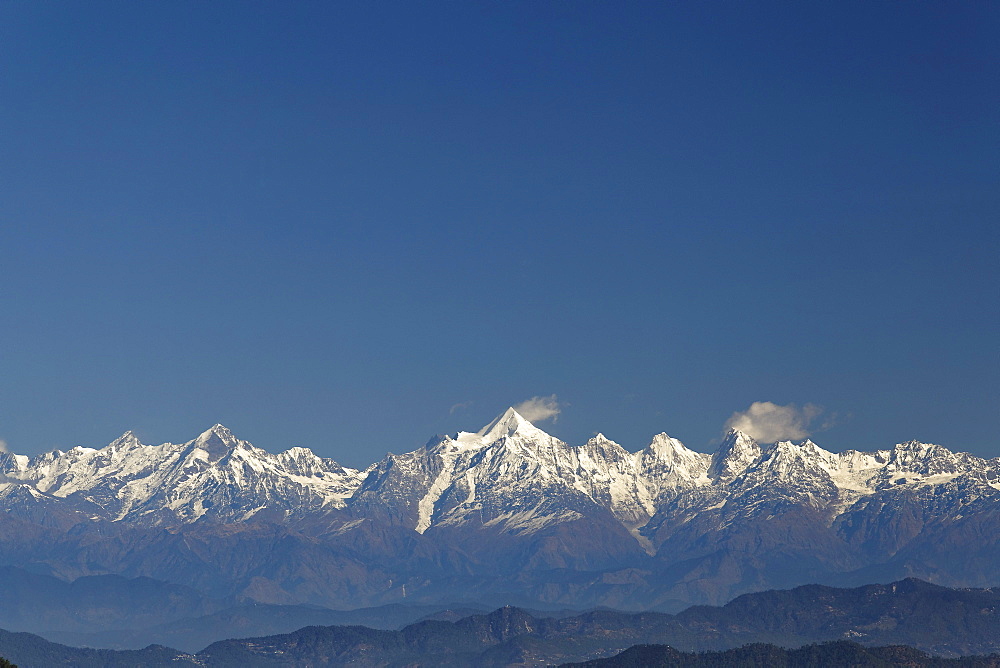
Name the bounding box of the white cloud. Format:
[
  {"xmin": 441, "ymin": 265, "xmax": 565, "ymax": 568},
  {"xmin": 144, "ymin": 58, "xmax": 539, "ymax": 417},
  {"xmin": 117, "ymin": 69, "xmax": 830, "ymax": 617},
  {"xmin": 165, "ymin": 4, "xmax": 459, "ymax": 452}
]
[
  {"xmin": 449, "ymin": 401, "xmax": 474, "ymax": 415},
  {"xmin": 724, "ymin": 401, "xmax": 822, "ymax": 443},
  {"xmin": 513, "ymin": 394, "xmax": 563, "ymax": 423},
  {"xmin": 0, "ymin": 439, "xmax": 8, "ymax": 454}
]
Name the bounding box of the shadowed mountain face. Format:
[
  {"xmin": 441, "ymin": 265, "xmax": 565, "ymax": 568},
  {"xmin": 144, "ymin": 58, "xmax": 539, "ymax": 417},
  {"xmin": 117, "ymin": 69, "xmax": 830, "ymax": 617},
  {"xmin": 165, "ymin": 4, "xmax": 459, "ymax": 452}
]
[{"xmin": 0, "ymin": 409, "xmax": 998, "ymax": 642}]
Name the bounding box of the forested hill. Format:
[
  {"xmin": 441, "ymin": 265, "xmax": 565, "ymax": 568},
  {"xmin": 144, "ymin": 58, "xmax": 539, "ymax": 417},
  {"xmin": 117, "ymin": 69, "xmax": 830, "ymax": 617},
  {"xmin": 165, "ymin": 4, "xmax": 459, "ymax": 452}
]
[{"xmin": 563, "ymin": 641, "xmax": 1000, "ymax": 667}]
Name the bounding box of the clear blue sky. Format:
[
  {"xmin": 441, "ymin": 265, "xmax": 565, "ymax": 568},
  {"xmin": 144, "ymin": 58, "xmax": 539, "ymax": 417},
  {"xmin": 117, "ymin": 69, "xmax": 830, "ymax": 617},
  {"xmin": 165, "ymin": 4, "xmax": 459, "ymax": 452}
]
[{"xmin": 1, "ymin": 1, "xmax": 997, "ymax": 466}]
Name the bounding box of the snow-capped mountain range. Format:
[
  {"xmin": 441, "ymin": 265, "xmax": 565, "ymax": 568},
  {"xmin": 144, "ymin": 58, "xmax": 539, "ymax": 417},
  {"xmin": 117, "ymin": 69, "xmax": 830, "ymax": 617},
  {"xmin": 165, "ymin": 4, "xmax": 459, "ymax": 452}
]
[
  {"xmin": 0, "ymin": 407, "xmax": 998, "ymax": 612},
  {"xmin": 0, "ymin": 424, "xmax": 364, "ymax": 524},
  {"xmin": 2, "ymin": 408, "xmax": 998, "ymax": 537}
]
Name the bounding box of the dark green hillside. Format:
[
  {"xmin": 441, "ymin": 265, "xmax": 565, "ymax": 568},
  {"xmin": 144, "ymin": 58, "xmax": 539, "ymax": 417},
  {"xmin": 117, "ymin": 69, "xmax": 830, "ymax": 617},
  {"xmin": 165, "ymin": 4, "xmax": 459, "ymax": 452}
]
[{"xmin": 564, "ymin": 641, "xmax": 1000, "ymax": 667}]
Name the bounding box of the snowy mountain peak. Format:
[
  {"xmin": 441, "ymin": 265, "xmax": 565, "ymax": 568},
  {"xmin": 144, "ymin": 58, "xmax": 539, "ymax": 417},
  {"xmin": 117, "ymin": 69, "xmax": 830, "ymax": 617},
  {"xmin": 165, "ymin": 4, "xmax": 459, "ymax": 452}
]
[
  {"xmin": 635, "ymin": 433, "xmax": 711, "ymax": 489},
  {"xmin": 109, "ymin": 430, "xmax": 143, "ymax": 450},
  {"xmin": 796, "ymin": 438, "xmax": 837, "ymax": 461},
  {"xmin": 646, "ymin": 432, "xmax": 687, "ymax": 454},
  {"xmin": 884, "ymin": 440, "xmax": 963, "ymax": 476},
  {"xmin": 196, "ymin": 424, "xmax": 236, "ymax": 442},
  {"xmin": 757, "ymin": 439, "xmax": 838, "ymax": 475},
  {"xmin": 476, "ymin": 407, "xmax": 550, "ymax": 444},
  {"xmin": 585, "ymin": 433, "xmax": 621, "ymax": 449},
  {"xmin": 709, "ymin": 429, "xmax": 761, "ymax": 480},
  {"xmin": 191, "ymin": 424, "xmax": 242, "ymax": 461}
]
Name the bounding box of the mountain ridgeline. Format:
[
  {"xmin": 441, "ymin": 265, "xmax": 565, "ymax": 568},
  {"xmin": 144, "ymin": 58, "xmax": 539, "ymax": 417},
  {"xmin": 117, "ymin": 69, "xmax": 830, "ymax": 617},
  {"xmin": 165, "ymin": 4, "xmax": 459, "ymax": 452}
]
[{"xmin": 0, "ymin": 408, "xmax": 998, "ymax": 615}]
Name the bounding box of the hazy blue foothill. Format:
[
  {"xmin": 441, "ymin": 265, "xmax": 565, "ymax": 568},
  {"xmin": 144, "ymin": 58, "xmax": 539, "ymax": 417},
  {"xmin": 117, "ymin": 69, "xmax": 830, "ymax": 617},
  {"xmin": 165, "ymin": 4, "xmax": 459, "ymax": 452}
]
[
  {"xmin": 0, "ymin": 564, "xmax": 489, "ymax": 652},
  {"xmin": 1, "ymin": 579, "xmax": 999, "ymax": 667}
]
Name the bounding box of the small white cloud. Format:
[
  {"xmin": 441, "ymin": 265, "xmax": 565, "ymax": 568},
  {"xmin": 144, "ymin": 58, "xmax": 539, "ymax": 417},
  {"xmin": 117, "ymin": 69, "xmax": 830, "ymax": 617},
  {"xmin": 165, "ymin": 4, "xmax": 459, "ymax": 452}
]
[
  {"xmin": 724, "ymin": 401, "xmax": 823, "ymax": 443},
  {"xmin": 513, "ymin": 394, "xmax": 564, "ymax": 423},
  {"xmin": 449, "ymin": 401, "xmax": 474, "ymax": 415},
  {"xmin": 0, "ymin": 439, "xmax": 8, "ymax": 454}
]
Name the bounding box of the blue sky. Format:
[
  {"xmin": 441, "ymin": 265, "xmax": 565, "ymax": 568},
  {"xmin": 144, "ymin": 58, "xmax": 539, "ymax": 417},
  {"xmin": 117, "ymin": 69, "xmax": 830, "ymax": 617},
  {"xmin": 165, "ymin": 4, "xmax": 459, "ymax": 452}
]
[{"xmin": 1, "ymin": 1, "xmax": 997, "ymax": 466}]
